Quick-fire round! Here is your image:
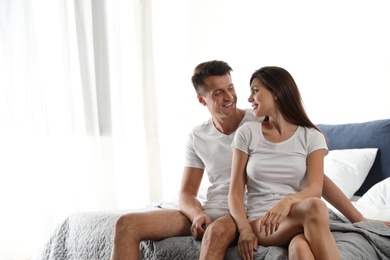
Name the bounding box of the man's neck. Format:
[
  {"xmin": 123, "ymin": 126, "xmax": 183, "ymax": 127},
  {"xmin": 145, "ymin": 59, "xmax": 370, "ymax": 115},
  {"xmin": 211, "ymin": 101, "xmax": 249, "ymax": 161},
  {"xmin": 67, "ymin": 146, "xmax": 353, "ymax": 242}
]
[{"xmin": 212, "ymin": 109, "xmax": 245, "ymax": 135}]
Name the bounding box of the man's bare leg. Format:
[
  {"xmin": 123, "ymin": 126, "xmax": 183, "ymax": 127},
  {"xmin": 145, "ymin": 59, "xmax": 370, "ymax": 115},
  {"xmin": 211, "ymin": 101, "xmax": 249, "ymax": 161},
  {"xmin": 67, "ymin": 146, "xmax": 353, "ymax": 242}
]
[
  {"xmin": 199, "ymin": 214, "xmax": 237, "ymax": 260},
  {"xmin": 111, "ymin": 209, "xmax": 192, "ymax": 260}
]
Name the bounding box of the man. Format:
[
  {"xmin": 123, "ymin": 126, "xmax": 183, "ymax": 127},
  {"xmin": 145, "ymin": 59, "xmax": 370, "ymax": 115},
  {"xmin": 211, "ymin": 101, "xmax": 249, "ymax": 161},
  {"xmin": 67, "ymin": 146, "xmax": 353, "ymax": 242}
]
[{"xmin": 111, "ymin": 60, "xmax": 376, "ymax": 260}]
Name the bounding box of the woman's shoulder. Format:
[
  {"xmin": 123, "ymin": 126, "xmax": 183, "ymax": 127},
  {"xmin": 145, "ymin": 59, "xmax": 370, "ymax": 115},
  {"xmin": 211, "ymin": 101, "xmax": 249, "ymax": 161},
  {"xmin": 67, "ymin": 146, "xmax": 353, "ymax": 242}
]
[
  {"xmin": 302, "ymin": 126, "xmax": 323, "ymax": 136},
  {"xmin": 300, "ymin": 126, "xmax": 327, "ymax": 144},
  {"xmin": 241, "ymin": 120, "xmax": 262, "ymax": 130},
  {"xmin": 235, "ymin": 121, "xmax": 262, "ymax": 140}
]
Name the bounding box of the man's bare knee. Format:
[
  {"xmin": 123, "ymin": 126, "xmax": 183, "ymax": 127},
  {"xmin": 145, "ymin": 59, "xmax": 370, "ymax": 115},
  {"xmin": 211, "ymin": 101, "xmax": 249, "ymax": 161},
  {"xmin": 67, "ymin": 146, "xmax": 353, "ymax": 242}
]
[
  {"xmin": 114, "ymin": 214, "xmax": 141, "ymax": 243},
  {"xmin": 204, "ymin": 223, "xmax": 228, "ymax": 241},
  {"xmin": 199, "ymin": 216, "xmax": 237, "ymax": 260},
  {"xmin": 203, "ymin": 216, "xmax": 236, "ymax": 246}
]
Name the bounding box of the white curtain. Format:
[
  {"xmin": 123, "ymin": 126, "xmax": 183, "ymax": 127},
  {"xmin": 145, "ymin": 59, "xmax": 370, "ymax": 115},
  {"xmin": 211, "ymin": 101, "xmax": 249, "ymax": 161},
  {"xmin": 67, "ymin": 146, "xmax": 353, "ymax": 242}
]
[{"xmin": 0, "ymin": 0, "xmax": 161, "ymax": 258}]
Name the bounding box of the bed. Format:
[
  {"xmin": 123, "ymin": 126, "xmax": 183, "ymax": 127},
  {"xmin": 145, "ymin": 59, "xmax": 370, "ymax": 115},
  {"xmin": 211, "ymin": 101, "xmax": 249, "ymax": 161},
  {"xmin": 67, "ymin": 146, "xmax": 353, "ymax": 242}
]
[{"xmin": 32, "ymin": 119, "xmax": 390, "ymax": 260}]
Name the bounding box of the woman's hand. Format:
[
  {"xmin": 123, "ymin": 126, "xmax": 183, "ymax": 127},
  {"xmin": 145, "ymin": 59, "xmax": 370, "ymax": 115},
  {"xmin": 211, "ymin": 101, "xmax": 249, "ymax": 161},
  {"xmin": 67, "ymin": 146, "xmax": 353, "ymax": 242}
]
[
  {"xmin": 259, "ymin": 197, "xmax": 295, "ymax": 236},
  {"xmin": 237, "ymin": 228, "xmax": 258, "ymax": 260}
]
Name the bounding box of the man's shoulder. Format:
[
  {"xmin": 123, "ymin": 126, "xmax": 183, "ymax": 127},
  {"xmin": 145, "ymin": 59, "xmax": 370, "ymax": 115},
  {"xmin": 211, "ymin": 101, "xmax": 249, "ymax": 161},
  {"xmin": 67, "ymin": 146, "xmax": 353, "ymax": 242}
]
[
  {"xmin": 192, "ymin": 118, "xmax": 211, "ymax": 130},
  {"xmin": 242, "ymin": 109, "xmax": 263, "ymax": 123},
  {"xmin": 188, "ymin": 118, "xmax": 212, "ymax": 137}
]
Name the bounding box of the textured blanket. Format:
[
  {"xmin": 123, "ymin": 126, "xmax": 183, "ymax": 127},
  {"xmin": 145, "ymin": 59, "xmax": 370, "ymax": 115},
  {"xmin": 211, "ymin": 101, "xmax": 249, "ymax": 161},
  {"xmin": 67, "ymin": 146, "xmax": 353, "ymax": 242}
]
[{"xmin": 32, "ymin": 207, "xmax": 390, "ymax": 260}]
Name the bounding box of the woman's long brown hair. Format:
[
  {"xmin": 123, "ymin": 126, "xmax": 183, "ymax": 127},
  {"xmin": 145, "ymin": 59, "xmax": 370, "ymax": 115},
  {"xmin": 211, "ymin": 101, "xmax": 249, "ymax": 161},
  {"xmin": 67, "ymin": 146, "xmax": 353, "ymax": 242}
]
[{"xmin": 250, "ymin": 66, "xmax": 323, "ymax": 134}]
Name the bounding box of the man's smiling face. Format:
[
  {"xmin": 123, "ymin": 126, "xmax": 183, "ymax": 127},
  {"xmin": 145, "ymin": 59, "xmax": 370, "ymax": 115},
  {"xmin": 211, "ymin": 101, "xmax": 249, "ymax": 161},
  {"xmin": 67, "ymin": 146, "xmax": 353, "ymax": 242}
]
[{"xmin": 197, "ymin": 74, "xmax": 238, "ymax": 119}]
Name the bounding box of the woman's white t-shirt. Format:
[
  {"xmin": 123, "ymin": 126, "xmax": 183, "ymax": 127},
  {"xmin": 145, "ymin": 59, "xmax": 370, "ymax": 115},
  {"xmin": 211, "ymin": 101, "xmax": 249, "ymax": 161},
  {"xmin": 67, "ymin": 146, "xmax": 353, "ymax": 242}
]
[{"xmin": 232, "ymin": 121, "xmax": 328, "ymax": 221}]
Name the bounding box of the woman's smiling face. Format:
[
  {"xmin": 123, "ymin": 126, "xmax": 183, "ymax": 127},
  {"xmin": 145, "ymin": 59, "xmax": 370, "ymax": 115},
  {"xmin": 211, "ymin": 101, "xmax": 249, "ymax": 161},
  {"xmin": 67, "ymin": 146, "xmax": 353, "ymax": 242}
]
[{"xmin": 248, "ymin": 78, "xmax": 277, "ymax": 118}]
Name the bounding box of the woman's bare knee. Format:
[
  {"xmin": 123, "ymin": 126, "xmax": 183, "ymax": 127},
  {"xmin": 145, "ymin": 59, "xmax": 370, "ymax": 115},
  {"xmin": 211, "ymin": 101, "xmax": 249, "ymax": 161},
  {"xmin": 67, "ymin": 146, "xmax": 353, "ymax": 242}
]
[
  {"xmin": 289, "ymin": 234, "xmax": 314, "ymax": 260},
  {"xmin": 303, "ymin": 198, "xmax": 329, "ymax": 223}
]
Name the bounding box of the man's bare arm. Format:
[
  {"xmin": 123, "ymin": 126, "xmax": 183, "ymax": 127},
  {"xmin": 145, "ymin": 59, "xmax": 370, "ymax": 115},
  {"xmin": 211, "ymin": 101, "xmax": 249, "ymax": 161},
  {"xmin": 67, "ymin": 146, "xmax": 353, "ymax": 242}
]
[
  {"xmin": 322, "ymin": 174, "xmax": 364, "ymax": 223},
  {"xmin": 179, "ymin": 167, "xmax": 211, "ymax": 239}
]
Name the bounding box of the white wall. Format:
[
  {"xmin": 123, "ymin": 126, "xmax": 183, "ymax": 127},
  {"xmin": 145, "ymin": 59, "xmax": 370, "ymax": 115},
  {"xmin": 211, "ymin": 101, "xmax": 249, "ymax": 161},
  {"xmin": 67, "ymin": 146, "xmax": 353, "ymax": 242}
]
[{"xmin": 150, "ymin": 0, "xmax": 390, "ymax": 201}]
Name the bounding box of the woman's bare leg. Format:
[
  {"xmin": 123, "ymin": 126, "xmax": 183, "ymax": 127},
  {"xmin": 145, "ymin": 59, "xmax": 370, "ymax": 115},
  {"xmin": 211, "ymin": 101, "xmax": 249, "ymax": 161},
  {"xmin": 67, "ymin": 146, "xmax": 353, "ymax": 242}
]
[
  {"xmin": 250, "ymin": 198, "xmax": 339, "ymax": 260},
  {"xmin": 288, "ymin": 234, "xmax": 315, "ymax": 260},
  {"xmin": 298, "ymin": 199, "xmax": 339, "ymax": 259}
]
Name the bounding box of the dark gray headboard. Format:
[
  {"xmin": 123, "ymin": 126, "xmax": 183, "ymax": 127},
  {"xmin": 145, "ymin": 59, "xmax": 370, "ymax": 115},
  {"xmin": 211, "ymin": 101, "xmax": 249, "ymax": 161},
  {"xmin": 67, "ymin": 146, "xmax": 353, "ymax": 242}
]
[{"xmin": 318, "ymin": 119, "xmax": 390, "ymax": 196}]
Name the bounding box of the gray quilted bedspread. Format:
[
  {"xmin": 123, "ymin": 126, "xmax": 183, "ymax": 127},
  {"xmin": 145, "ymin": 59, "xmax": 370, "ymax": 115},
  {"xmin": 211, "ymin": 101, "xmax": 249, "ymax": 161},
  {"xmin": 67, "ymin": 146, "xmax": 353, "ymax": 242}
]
[{"xmin": 32, "ymin": 208, "xmax": 390, "ymax": 260}]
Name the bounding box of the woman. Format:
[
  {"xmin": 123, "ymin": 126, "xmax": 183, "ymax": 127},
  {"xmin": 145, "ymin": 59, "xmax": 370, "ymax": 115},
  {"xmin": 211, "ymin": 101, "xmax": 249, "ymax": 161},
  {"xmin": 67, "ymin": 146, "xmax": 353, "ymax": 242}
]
[{"xmin": 228, "ymin": 66, "xmax": 339, "ymax": 260}]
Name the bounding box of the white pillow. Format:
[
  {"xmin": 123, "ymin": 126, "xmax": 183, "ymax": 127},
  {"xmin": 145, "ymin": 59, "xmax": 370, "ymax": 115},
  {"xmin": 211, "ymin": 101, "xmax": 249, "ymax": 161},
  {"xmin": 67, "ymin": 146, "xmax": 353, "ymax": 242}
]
[
  {"xmin": 324, "ymin": 148, "xmax": 378, "ymax": 199},
  {"xmin": 358, "ymin": 177, "xmax": 390, "ymax": 205}
]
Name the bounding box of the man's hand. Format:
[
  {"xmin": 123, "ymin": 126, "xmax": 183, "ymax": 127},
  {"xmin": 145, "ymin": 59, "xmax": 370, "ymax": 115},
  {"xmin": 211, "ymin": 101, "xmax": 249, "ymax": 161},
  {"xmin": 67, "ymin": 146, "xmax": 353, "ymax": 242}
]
[
  {"xmin": 191, "ymin": 213, "xmax": 211, "ymax": 240},
  {"xmin": 237, "ymin": 228, "xmax": 258, "ymax": 260}
]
